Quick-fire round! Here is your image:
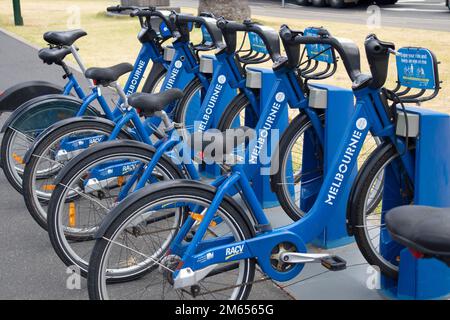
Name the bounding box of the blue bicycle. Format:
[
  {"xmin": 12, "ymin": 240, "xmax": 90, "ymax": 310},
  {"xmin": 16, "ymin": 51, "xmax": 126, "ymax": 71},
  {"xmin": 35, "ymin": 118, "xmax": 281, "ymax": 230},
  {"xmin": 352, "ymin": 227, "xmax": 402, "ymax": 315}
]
[
  {"xmin": 19, "ymin": 8, "xmax": 227, "ymax": 229},
  {"xmin": 86, "ymin": 29, "xmax": 433, "ymax": 299},
  {"xmin": 43, "ymin": 16, "xmax": 290, "ymax": 277},
  {"xmin": 0, "ymin": 6, "xmax": 174, "ymax": 193}
]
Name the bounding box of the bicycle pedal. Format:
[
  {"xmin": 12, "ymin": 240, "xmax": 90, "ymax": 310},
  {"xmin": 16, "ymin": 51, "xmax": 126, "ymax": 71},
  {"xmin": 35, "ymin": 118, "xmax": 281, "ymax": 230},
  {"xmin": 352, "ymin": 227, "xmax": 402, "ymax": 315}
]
[{"xmin": 320, "ymin": 256, "xmax": 346, "ymax": 271}]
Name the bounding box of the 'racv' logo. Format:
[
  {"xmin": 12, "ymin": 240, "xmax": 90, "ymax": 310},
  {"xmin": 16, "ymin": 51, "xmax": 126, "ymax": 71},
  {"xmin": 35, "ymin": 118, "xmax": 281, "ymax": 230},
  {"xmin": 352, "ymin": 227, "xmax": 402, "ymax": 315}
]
[{"xmin": 225, "ymin": 245, "xmax": 244, "ymax": 260}]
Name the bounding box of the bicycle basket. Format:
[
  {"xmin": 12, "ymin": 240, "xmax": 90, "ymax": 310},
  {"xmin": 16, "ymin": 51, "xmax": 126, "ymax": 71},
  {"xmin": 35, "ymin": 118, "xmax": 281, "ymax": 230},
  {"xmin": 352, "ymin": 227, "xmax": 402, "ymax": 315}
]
[
  {"xmin": 298, "ymin": 27, "xmax": 338, "ymax": 81},
  {"xmin": 391, "ymin": 47, "xmax": 440, "ymax": 103},
  {"xmin": 236, "ymin": 29, "xmax": 272, "ymax": 67}
]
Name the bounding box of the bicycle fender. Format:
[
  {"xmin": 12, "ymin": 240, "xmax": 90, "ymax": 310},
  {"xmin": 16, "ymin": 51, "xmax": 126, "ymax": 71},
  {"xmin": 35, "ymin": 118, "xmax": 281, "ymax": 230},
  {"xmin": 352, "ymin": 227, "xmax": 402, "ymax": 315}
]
[
  {"xmin": 23, "ymin": 116, "xmax": 130, "ymax": 164},
  {"xmin": 1, "ymin": 94, "xmax": 98, "ymax": 133},
  {"xmin": 53, "ymin": 139, "xmax": 186, "ymax": 186},
  {"xmin": 94, "ymin": 179, "xmax": 256, "ymax": 239},
  {"xmin": 0, "ymin": 81, "xmax": 64, "ymax": 114},
  {"xmin": 141, "ymin": 62, "xmax": 167, "ymax": 93}
]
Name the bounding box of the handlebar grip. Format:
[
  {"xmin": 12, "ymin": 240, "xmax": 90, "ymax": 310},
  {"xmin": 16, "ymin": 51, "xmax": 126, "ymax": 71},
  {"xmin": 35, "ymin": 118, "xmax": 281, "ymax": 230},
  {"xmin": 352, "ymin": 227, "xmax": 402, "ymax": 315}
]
[
  {"xmin": 216, "ymin": 19, "xmax": 248, "ymax": 32},
  {"xmin": 292, "ymin": 35, "xmax": 334, "ymax": 46},
  {"xmin": 107, "ymin": 5, "xmax": 138, "ymax": 13},
  {"xmin": 106, "ymin": 6, "xmax": 120, "ymax": 12},
  {"xmin": 279, "ymin": 25, "xmax": 293, "ymax": 41}
]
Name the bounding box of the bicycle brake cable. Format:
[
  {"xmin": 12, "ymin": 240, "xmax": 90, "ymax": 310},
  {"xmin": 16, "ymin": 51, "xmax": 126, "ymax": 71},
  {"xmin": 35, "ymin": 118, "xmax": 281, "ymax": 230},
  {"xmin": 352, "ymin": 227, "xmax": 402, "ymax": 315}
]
[{"xmin": 385, "ymin": 88, "xmax": 409, "ymax": 156}]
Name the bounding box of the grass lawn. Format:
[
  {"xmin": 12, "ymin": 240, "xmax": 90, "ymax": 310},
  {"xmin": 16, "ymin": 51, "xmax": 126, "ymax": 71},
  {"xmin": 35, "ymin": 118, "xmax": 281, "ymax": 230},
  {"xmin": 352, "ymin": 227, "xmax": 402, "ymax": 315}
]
[{"xmin": 1, "ymin": 0, "xmax": 449, "ymax": 114}]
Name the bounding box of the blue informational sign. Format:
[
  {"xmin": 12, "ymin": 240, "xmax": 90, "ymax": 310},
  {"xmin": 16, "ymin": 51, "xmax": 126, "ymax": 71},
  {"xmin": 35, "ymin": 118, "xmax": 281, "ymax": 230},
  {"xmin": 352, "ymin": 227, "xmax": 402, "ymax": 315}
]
[
  {"xmin": 304, "ymin": 27, "xmax": 334, "ymax": 64},
  {"xmin": 201, "ymin": 25, "xmax": 213, "ymax": 45},
  {"xmin": 249, "ymin": 32, "xmax": 268, "ymax": 54},
  {"xmin": 396, "ymin": 47, "xmax": 437, "ymax": 89}
]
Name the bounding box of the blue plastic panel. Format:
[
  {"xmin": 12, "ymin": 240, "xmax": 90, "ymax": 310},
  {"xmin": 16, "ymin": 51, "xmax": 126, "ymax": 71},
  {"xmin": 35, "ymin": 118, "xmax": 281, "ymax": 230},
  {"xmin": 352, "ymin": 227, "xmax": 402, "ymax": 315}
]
[
  {"xmin": 304, "ymin": 27, "xmax": 335, "ymax": 63},
  {"xmin": 381, "ymin": 107, "xmax": 450, "ymax": 300},
  {"xmin": 201, "ymin": 25, "xmax": 213, "ymax": 45},
  {"xmin": 396, "ymin": 47, "xmax": 437, "ymax": 89}
]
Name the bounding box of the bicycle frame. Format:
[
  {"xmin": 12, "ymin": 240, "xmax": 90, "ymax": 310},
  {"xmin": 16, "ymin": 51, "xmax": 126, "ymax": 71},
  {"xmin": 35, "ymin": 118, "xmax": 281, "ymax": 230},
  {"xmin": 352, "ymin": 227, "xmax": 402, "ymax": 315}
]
[
  {"xmin": 88, "ymin": 45, "xmax": 298, "ymax": 203},
  {"xmin": 84, "ymin": 45, "xmax": 267, "ymax": 195},
  {"xmin": 62, "ymin": 74, "xmax": 86, "ymax": 99},
  {"xmin": 168, "ymin": 79, "xmax": 416, "ymax": 284},
  {"xmin": 58, "ymin": 37, "xmax": 205, "ymax": 154}
]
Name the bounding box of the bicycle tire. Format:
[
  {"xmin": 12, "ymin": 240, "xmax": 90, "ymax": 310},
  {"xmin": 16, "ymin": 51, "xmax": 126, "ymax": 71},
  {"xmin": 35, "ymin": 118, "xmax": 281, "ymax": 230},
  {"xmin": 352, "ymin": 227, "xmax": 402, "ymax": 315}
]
[
  {"xmin": 348, "ymin": 142, "xmax": 415, "ymax": 279},
  {"xmin": 47, "ymin": 141, "xmax": 185, "ymax": 277},
  {"xmin": 88, "ymin": 181, "xmax": 256, "ymax": 300},
  {"xmin": 22, "ymin": 120, "xmax": 131, "ymax": 230}
]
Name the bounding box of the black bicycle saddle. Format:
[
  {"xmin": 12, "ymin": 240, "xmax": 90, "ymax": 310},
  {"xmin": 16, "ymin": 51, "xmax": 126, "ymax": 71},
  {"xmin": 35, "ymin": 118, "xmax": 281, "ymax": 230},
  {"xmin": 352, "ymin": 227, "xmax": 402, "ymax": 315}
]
[
  {"xmin": 38, "ymin": 47, "xmax": 72, "ymax": 65},
  {"xmin": 386, "ymin": 205, "xmax": 450, "ymax": 266},
  {"xmin": 85, "ymin": 63, "xmax": 133, "ymax": 85},
  {"xmin": 43, "ymin": 29, "xmax": 87, "ymax": 46},
  {"xmin": 128, "ymin": 89, "xmax": 184, "ymax": 116}
]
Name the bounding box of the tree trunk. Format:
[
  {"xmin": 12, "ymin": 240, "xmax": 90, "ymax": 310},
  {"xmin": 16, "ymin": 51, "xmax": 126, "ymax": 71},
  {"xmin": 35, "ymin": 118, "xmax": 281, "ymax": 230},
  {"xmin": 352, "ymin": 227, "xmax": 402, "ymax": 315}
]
[
  {"xmin": 120, "ymin": 0, "xmax": 170, "ymax": 6},
  {"xmin": 198, "ymin": 0, "xmax": 251, "ymax": 21}
]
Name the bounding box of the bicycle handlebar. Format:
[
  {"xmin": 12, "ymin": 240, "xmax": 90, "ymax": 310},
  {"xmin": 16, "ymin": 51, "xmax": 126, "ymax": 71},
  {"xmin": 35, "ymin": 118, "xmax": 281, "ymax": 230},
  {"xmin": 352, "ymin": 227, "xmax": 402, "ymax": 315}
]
[
  {"xmin": 169, "ymin": 13, "xmax": 225, "ymax": 49},
  {"xmin": 281, "ymin": 25, "xmax": 363, "ymax": 83},
  {"xmin": 106, "ymin": 5, "xmax": 138, "ymax": 13},
  {"xmin": 216, "ymin": 18, "xmax": 282, "ymax": 62},
  {"xmin": 281, "ymin": 25, "xmax": 395, "ymax": 89},
  {"xmin": 216, "ymin": 19, "xmax": 252, "ymax": 33}
]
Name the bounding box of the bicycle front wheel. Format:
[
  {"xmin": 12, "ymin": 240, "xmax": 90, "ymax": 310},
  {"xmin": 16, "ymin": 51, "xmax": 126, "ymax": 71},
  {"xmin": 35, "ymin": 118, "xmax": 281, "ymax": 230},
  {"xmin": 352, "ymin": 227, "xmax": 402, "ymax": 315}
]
[
  {"xmin": 0, "ymin": 97, "xmax": 98, "ymax": 193},
  {"xmin": 88, "ymin": 182, "xmax": 256, "ymax": 300},
  {"xmin": 349, "ymin": 143, "xmax": 415, "ymax": 279},
  {"xmin": 217, "ymin": 93, "xmax": 258, "ymax": 131},
  {"xmin": 272, "ymin": 113, "xmax": 381, "ymax": 221},
  {"xmin": 173, "ymin": 78, "xmax": 204, "ymax": 129},
  {"xmin": 22, "ymin": 120, "xmax": 130, "ymax": 230},
  {"xmin": 47, "ymin": 141, "xmax": 185, "ymax": 277}
]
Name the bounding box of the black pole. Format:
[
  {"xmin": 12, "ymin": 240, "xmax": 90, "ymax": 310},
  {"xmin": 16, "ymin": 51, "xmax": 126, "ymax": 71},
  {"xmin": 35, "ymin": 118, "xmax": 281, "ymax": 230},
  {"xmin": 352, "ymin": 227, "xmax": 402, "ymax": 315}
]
[{"xmin": 12, "ymin": 0, "xmax": 24, "ymax": 26}]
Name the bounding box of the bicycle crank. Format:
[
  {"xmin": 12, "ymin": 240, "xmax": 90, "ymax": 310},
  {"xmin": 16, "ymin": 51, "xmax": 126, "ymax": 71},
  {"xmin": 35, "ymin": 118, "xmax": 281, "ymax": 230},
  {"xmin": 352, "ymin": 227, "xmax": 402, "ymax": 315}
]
[{"xmin": 279, "ymin": 252, "xmax": 347, "ymax": 271}]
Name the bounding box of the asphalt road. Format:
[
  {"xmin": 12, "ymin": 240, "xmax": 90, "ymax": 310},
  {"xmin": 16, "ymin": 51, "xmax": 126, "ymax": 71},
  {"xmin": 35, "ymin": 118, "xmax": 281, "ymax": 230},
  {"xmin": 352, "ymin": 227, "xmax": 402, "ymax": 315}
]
[{"xmin": 173, "ymin": 0, "xmax": 450, "ymax": 31}]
